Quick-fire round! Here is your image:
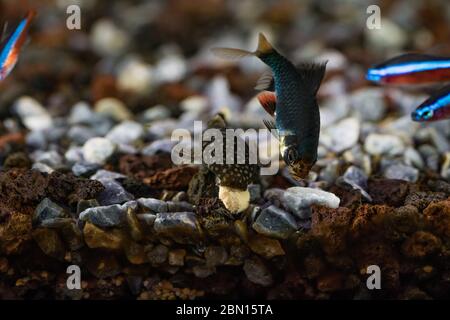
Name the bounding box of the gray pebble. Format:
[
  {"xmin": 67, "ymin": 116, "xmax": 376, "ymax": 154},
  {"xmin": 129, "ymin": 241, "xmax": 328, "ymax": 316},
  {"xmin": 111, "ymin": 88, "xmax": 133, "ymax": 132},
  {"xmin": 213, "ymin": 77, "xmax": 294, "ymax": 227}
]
[{"xmin": 252, "ymin": 205, "xmax": 298, "ymax": 239}]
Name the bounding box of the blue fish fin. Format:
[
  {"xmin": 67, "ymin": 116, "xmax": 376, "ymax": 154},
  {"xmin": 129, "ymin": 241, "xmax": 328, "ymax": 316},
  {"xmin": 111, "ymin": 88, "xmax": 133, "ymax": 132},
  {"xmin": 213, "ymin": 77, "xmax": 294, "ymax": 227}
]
[
  {"xmin": 297, "ymin": 62, "xmax": 327, "ymax": 95},
  {"xmin": 255, "ymin": 70, "xmax": 274, "ymax": 91}
]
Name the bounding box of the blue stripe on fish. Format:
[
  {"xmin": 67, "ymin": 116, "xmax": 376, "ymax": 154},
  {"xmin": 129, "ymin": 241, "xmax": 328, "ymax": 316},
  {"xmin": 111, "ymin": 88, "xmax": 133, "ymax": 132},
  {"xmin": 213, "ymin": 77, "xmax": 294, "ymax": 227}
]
[
  {"xmin": 412, "ymin": 89, "xmax": 450, "ymax": 121},
  {"xmin": 0, "ymin": 17, "xmax": 28, "ymax": 67},
  {"xmin": 422, "ymin": 92, "xmax": 450, "ymax": 111},
  {"xmin": 367, "ymin": 60, "xmax": 450, "ymax": 81}
]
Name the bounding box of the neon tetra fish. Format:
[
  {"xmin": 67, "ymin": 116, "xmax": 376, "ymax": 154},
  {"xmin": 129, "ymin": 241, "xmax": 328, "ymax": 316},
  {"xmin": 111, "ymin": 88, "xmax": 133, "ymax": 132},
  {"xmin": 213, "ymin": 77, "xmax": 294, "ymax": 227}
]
[
  {"xmin": 411, "ymin": 84, "xmax": 450, "ymax": 122},
  {"xmin": 212, "ymin": 33, "xmax": 327, "ymax": 180},
  {"xmin": 0, "ymin": 10, "xmax": 36, "ymax": 81},
  {"xmin": 367, "ymin": 53, "xmax": 450, "ymax": 85}
]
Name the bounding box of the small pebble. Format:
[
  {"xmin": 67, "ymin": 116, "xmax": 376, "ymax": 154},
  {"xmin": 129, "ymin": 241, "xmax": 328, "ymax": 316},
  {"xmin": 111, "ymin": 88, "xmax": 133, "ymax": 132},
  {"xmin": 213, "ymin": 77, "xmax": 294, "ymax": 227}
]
[
  {"xmin": 83, "ymin": 137, "xmax": 116, "ymax": 165},
  {"xmin": 252, "ymin": 205, "xmax": 298, "ymax": 239},
  {"xmin": 364, "ymin": 133, "xmax": 405, "ymax": 157}
]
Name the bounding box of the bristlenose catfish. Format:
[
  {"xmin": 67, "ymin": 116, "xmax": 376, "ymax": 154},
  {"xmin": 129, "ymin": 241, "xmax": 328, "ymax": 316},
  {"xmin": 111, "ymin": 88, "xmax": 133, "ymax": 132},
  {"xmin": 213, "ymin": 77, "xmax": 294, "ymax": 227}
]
[{"xmin": 212, "ymin": 33, "xmax": 327, "ymax": 179}]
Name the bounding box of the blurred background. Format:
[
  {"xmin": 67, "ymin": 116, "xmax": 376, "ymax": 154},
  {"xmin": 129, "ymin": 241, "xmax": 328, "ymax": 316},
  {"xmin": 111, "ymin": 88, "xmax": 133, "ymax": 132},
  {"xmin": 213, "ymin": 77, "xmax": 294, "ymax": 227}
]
[
  {"xmin": 0, "ymin": 0, "xmax": 450, "ymax": 118},
  {"xmin": 1, "ymin": 0, "xmax": 450, "ymax": 172}
]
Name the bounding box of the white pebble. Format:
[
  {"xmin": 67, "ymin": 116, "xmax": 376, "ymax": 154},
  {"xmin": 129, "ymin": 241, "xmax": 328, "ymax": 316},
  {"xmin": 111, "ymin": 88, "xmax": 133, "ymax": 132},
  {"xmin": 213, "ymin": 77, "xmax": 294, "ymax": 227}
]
[
  {"xmin": 94, "ymin": 97, "xmax": 132, "ymax": 121},
  {"xmin": 321, "ymin": 117, "xmax": 360, "ymax": 153},
  {"xmin": 13, "ymin": 96, "xmax": 53, "ymax": 131},
  {"xmin": 283, "ymin": 187, "xmax": 340, "ymax": 212},
  {"xmin": 83, "ymin": 137, "xmax": 116, "ymax": 164},
  {"xmin": 90, "ymin": 19, "xmax": 128, "ymax": 56},
  {"xmin": 364, "ymin": 133, "xmax": 405, "ymax": 156},
  {"xmin": 106, "ymin": 120, "xmax": 144, "ymax": 144},
  {"xmin": 117, "ymin": 57, "xmax": 153, "ymax": 95}
]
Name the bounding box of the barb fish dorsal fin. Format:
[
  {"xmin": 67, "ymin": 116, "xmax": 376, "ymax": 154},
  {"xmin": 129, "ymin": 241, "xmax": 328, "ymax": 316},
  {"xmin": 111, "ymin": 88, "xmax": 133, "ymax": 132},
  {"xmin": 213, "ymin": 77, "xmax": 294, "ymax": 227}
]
[{"xmin": 296, "ymin": 62, "xmax": 327, "ymax": 96}]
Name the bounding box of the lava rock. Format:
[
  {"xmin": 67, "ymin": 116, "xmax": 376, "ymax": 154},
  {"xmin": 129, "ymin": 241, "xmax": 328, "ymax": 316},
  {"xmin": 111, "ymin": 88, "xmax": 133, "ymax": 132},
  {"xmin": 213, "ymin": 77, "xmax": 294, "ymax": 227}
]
[
  {"xmin": 0, "ymin": 212, "xmax": 32, "ymax": 255},
  {"xmin": 368, "ymin": 178, "xmax": 410, "ymax": 207},
  {"xmin": 404, "ymin": 192, "xmax": 446, "ymax": 211},
  {"xmin": 423, "ymin": 201, "xmax": 450, "ymax": 238},
  {"xmin": 402, "ymin": 231, "xmax": 442, "ymax": 258},
  {"xmin": 144, "ymin": 165, "xmax": 198, "ymax": 190}
]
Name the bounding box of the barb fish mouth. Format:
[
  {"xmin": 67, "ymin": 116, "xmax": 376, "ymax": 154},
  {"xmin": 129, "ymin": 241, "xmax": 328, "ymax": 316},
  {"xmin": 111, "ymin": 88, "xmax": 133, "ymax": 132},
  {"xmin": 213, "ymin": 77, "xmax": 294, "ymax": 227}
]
[{"xmin": 288, "ymin": 159, "xmax": 314, "ymax": 181}]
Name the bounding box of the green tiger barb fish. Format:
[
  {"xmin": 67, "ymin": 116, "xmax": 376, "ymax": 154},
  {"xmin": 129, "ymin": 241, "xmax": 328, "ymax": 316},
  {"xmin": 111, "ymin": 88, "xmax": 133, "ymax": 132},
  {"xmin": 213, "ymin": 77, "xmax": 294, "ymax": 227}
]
[{"xmin": 212, "ymin": 33, "xmax": 327, "ymax": 180}]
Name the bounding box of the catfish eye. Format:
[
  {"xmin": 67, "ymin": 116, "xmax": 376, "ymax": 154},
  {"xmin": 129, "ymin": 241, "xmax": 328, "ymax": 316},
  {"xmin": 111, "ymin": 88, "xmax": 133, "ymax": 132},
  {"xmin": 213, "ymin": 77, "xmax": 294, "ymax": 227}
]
[
  {"xmin": 285, "ymin": 148, "xmax": 298, "ymax": 165},
  {"xmin": 422, "ymin": 109, "xmax": 434, "ymax": 120}
]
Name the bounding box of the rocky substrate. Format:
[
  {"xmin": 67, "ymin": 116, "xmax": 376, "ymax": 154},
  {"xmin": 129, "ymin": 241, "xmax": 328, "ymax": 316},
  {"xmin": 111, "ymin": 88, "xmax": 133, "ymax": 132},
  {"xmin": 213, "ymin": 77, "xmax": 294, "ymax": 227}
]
[{"xmin": 0, "ymin": 163, "xmax": 449, "ymax": 299}]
